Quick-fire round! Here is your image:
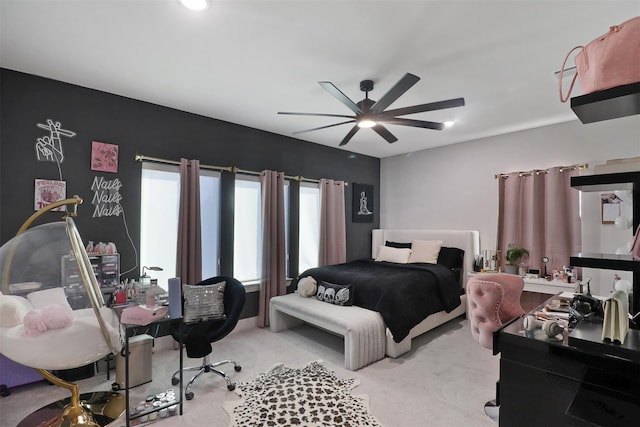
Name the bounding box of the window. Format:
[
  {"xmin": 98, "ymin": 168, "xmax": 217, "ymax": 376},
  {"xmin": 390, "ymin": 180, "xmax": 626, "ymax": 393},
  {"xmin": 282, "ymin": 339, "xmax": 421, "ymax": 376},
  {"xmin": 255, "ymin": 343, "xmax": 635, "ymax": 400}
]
[
  {"xmin": 233, "ymin": 175, "xmax": 290, "ymax": 283},
  {"xmin": 140, "ymin": 162, "xmax": 220, "ymax": 289},
  {"xmin": 298, "ymin": 182, "xmax": 320, "ymax": 273},
  {"xmin": 233, "ymin": 175, "xmax": 261, "ymax": 283}
]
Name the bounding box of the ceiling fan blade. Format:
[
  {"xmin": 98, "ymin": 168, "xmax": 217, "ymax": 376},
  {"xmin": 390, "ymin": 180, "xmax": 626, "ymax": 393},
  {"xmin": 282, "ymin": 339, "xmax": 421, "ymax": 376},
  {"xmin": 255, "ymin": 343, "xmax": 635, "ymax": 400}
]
[
  {"xmin": 370, "ymin": 73, "xmax": 421, "ymax": 113},
  {"xmin": 319, "ymin": 81, "xmax": 363, "ymax": 114},
  {"xmin": 380, "ymin": 117, "xmax": 445, "ymax": 130},
  {"xmin": 339, "ymin": 125, "xmax": 360, "ymax": 146},
  {"xmin": 372, "ymin": 124, "xmax": 398, "ymax": 143},
  {"xmin": 278, "ymin": 111, "xmax": 356, "ymax": 119},
  {"xmin": 292, "ymin": 120, "xmax": 356, "ymax": 135},
  {"xmin": 381, "ymin": 97, "xmax": 465, "ymax": 118}
]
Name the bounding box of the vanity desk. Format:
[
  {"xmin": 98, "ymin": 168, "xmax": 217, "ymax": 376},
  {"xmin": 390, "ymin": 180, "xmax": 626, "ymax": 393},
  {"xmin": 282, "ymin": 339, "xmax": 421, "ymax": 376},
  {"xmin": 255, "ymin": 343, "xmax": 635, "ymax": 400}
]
[
  {"xmin": 496, "ymin": 295, "xmax": 640, "ymax": 426},
  {"xmin": 522, "ymin": 277, "xmax": 574, "ymax": 294},
  {"xmin": 113, "ymin": 307, "xmax": 184, "ymax": 427}
]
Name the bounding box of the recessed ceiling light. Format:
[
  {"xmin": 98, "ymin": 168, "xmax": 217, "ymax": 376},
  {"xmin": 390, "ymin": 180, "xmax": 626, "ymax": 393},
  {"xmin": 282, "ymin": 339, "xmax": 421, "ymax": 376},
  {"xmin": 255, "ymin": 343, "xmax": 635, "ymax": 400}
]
[
  {"xmin": 444, "ymin": 121, "xmax": 455, "ymax": 127},
  {"xmin": 179, "ymin": 0, "xmax": 209, "ymax": 11}
]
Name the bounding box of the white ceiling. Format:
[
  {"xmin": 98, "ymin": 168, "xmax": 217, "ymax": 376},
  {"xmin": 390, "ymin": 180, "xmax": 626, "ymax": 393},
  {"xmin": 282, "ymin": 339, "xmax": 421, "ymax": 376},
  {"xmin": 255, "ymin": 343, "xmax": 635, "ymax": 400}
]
[{"xmin": 1, "ymin": 1, "xmax": 638, "ymax": 158}]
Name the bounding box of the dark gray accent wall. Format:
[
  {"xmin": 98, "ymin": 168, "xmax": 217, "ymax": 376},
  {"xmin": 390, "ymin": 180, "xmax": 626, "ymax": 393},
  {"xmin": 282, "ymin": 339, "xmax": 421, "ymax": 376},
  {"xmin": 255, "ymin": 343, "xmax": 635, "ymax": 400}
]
[{"xmin": 0, "ymin": 69, "xmax": 380, "ymax": 285}]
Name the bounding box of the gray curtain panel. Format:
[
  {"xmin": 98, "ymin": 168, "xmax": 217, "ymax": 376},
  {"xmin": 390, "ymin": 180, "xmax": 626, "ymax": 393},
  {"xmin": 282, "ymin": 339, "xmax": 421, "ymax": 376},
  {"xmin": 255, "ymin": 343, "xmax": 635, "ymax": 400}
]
[
  {"xmin": 497, "ymin": 166, "xmax": 581, "ymax": 274},
  {"xmin": 177, "ymin": 158, "xmax": 202, "ymax": 286},
  {"xmin": 319, "ymin": 178, "xmax": 347, "ymax": 267},
  {"xmin": 258, "ymin": 170, "xmax": 287, "ymax": 327}
]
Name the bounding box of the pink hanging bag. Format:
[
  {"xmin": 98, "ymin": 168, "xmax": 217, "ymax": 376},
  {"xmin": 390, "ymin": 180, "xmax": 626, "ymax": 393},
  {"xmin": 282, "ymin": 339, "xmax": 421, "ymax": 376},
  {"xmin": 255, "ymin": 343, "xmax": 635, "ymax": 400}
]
[{"xmin": 559, "ymin": 16, "xmax": 640, "ymax": 102}]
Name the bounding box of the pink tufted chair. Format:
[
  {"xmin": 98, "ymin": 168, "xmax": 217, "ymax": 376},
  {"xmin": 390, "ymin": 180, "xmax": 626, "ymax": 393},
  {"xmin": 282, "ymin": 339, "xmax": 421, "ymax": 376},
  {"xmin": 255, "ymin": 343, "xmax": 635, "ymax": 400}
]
[
  {"xmin": 467, "ymin": 273, "xmax": 525, "ymax": 422},
  {"xmin": 467, "ymin": 274, "xmax": 525, "ymax": 351}
]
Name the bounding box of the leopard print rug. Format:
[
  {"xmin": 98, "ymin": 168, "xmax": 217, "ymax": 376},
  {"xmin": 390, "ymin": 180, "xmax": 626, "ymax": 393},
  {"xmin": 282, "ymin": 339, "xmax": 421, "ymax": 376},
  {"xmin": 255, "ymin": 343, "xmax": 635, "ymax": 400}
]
[{"xmin": 223, "ymin": 360, "xmax": 382, "ymax": 427}]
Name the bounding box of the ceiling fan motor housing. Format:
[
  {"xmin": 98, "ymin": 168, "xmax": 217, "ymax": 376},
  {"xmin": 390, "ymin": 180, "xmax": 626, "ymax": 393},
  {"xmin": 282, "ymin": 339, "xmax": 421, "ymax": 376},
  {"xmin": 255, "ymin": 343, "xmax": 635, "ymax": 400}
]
[
  {"xmin": 357, "ymin": 98, "xmax": 375, "ymax": 111},
  {"xmin": 360, "ymin": 79, "xmax": 374, "ymax": 92}
]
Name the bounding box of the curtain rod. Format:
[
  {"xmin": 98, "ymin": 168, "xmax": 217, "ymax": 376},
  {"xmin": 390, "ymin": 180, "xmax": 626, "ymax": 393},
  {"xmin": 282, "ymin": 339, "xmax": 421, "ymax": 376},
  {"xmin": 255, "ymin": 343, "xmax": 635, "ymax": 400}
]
[
  {"xmin": 135, "ymin": 154, "xmax": 348, "ymax": 185},
  {"xmin": 494, "ymin": 163, "xmax": 588, "ymax": 179}
]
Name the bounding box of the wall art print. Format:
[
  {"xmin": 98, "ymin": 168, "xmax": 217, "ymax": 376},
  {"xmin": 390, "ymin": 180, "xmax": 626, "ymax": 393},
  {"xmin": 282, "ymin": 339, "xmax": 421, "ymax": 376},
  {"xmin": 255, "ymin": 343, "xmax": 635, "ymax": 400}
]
[
  {"xmin": 34, "ymin": 179, "xmax": 66, "ymax": 212},
  {"xmin": 91, "ymin": 176, "xmax": 123, "ymax": 218},
  {"xmin": 91, "ymin": 141, "xmax": 119, "ymax": 173},
  {"xmin": 35, "ymin": 119, "xmax": 76, "ymax": 163},
  {"xmin": 352, "ymin": 183, "xmax": 374, "ymax": 223}
]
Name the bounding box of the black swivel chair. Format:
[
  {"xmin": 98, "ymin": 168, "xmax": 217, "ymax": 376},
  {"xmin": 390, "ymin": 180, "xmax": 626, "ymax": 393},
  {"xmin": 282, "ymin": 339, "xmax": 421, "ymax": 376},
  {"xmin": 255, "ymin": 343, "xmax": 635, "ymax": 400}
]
[{"xmin": 171, "ymin": 276, "xmax": 246, "ymax": 400}]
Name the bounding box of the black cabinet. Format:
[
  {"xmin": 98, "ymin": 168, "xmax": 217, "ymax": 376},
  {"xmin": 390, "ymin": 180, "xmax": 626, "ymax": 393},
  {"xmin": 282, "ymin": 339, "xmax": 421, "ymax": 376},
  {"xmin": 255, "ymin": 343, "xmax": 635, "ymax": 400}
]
[
  {"xmin": 497, "ymin": 300, "xmax": 640, "ymax": 427},
  {"xmin": 569, "ymin": 85, "xmax": 640, "ymax": 322},
  {"xmin": 570, "ymin": 173, "xmax": 640, "ymax": 320}
]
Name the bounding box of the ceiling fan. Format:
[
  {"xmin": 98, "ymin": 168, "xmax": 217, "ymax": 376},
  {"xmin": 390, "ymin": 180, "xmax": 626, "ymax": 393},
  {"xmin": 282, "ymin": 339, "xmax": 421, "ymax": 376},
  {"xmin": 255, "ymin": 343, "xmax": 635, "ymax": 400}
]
[{"xmin": 278, "ymin": 73, "xmax": 465, "ymax": 146}]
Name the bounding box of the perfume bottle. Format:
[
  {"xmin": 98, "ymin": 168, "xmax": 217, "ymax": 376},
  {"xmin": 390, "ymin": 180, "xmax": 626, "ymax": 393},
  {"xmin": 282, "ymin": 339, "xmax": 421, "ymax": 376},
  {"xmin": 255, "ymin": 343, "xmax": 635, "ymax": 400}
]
[{"xmin": 518, "ymin": 262, "xmax": 527, "ymax": 276}]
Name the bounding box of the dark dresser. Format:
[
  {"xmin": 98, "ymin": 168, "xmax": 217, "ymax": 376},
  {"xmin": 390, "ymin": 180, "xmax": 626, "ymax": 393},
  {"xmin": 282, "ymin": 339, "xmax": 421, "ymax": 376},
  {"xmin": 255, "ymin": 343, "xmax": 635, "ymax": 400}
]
[{"xmin": 496, "ymin": 296, "xmax": 640, "ymax": 426}]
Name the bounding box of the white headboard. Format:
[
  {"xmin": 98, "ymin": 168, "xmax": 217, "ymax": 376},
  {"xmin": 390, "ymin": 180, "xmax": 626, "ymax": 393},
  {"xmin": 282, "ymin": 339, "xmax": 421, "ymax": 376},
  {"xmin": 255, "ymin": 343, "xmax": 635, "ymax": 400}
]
[{"xmin": 372, "ymin": 229, "xmax": 480, "ymax": 287}]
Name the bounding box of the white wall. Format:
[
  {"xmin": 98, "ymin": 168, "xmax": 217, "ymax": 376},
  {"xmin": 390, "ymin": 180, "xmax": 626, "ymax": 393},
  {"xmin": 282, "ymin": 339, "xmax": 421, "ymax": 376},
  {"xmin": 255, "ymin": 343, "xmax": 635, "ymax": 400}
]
[{"xmin": 380, "ymin": 116, "xmax": 640, "ymax": 295}]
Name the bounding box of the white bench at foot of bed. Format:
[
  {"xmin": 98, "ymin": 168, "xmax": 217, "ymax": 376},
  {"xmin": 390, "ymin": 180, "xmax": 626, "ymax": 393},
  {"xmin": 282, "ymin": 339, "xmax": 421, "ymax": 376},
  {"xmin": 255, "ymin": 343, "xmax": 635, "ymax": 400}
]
[
  {"xmin": 269, "ymin": 293, "xmax": 467, "ymax": 368},
  {"xmin": 269, "ymin": 293, "xmax": 386, "ymax": 371}
]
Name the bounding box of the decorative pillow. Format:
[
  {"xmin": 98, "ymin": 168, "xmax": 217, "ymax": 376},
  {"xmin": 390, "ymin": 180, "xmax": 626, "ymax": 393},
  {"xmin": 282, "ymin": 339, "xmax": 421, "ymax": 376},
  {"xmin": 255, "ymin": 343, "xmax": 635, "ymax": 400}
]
[
  {"xmin": 385, "ymin": 240, "xmax": 412, "ymax": 249},
  {"xmin": 408, "ymin": 239, "xmax": 443, "ymax": 264},
  {"xmin": 375, "ymin": 245, "xmax": 412, "ymax": 264},
  {"xmin": 316, "ymin": 281, "xmax": 354, "ymax": 306},
  {"xmin": 297, "ymin": 276, "xmax": 317, "ymax": 297},
  {"xmin": 22, "ymin": 303, "xmax": 74, "ymax": 336},
  {"xmin": 42, "ymin": 303, "xmax": 74, "ymax": 330},
  {"xmin": 27, "ymin": 287, "xmax": 72, "ymax": 311},
  {"xmin": 0, "ymin": 295, "xmax": 31, "ymax": 327},
  {"xmin": 183, "ymin": 282, "xmax": 226, "ymax": 324},
  {"xmin": 23, "ymin": 309, "xmax": 48, "ymax": 336},
  {"xmin": 437, "ymin": 247, "xmax": 465, "ymax": 270}
]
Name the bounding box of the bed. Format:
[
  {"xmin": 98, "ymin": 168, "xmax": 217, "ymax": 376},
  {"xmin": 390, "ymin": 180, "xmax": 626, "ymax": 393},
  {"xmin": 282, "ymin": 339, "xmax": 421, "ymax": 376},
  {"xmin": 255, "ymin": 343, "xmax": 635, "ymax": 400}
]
[{"xmin": 276, "ymin": 229, "xmax": 479, "ymax": 362}]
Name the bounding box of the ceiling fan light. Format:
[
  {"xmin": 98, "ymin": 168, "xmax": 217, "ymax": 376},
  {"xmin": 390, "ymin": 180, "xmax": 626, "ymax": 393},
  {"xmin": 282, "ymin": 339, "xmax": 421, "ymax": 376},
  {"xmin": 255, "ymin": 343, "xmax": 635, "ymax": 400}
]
[
  {"xmin": 357, "ymin": 119, "xmax": 376, "ymax": 128},
  {"xmin": 179, "ymin": 0, "xmax": 209, "ymax": 11}
]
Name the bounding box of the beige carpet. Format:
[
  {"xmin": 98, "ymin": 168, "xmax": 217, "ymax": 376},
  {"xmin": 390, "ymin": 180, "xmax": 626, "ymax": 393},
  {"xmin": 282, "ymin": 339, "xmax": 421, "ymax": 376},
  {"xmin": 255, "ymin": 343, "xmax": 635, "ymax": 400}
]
[
  {"xmin": 0, "ymin": 317, "xmax": 498, "ymax": 427},
  {"xmin": 224, "ymin": 360, "xmax": 382, "ymax": 427}
]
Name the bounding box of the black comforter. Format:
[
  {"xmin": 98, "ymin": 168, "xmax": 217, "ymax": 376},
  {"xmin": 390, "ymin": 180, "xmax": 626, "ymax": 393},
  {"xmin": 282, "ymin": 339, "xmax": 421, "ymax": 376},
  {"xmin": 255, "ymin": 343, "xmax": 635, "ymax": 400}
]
[{"xmin": 293, "ymin": 259, "xmax": 462, "ymax": 343}]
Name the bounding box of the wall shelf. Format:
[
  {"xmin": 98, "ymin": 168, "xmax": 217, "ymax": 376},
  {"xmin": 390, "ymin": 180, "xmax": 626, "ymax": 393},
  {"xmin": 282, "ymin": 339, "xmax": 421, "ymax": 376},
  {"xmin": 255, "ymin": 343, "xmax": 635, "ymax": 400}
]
[
  {"xmin": 571, "ymin": 81, "xmax": 640, "ymax": 124},
  {"xmin": 570, "ymin": 252, "xmax": 640, "ymax": 272},
  {"xmin": 571, "ymin": 171, "xmax": 640, "ymax": 192}
]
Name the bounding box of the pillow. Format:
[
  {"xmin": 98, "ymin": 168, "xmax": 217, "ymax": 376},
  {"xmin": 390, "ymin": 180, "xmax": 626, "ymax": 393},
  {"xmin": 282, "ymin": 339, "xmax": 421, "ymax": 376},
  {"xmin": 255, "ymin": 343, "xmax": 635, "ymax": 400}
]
[
  {"xmin": 408, "ymin": 239, "xmax": 443, "ymax": 264},
  {"xmin": 297, "ymin": 276, "xmax": 317, "ymax": 297},
  {"xmin": 22, "ymin": 304, "xmax": 74, "ymax": 336},
  {"xmin": 375, "ymin": 245, "xmax": 412, "ymax": 263},
  {"xmin": 183, "ymin": 281, "xmax": 226, "ymax": 324},
  {"xmin": 27, "ymin": 287, "xmax": 72, "ymax": 311},
  {"xmin": 437, "ymin": 247, "xmax": 465, "ymax": 270},
  {"xmin": 0, "ymin": 295, "xmax": 31, "ymax": 327},
  {"xmin": 316, "ymin": 281, "xmax": 354, "ymax": 306},
  {"xmin": 385, "ymin": 240, "xmax": 412, "ymax": 249}
]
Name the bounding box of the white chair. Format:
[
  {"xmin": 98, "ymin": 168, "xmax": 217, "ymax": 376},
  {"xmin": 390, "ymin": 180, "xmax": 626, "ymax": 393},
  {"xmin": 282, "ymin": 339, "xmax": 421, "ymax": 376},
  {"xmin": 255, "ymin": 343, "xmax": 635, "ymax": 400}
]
[{"xmin": 0, "ymin": 197, "xmax": 123, "ymax": 427}]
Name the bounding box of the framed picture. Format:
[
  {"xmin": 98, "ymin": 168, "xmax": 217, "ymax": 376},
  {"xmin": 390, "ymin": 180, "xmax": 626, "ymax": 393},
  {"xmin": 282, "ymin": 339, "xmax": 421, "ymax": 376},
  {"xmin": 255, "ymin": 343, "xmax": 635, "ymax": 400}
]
[
  {"xmin": 601, "ymin": 193, "xmax": 625, "ymax": 224},
  {"xmin": 352, "ymin": 183, "xmax": 374, "ymax": 223},
  {"xmin": 34, "ymin": 179, "xmax": 66, "ymax": 211},
  {"xmin": 91, "ymin": 141, "xmax": 119, "ymax": 173}
]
